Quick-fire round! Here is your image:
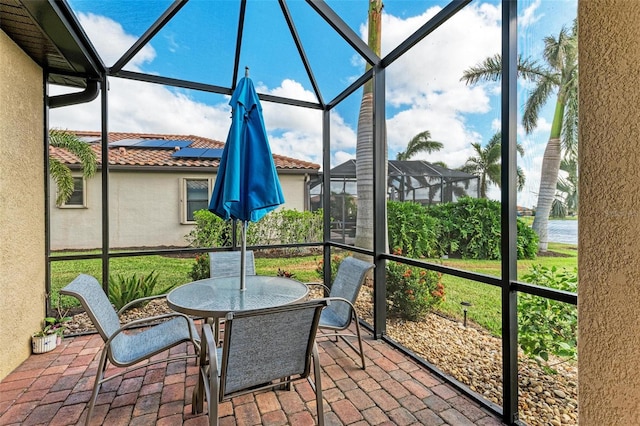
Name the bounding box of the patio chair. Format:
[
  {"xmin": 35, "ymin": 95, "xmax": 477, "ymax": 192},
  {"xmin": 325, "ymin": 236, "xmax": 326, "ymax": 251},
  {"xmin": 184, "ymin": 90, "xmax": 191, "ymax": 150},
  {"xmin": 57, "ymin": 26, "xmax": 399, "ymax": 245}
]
[
  {"xmin": 193, "ymin": 299, "xmax": 328, "ymax": 426},
  {"xmin": 209, "ymin": 250, "xmax": 255, "ymax": 278},
  {"xmin": 310, "ymin": 256, "xmax": 374, "ymax": 370},
  {"xmin": 60, "ymin": 274, "xmax": 200, "ymax": 425}
]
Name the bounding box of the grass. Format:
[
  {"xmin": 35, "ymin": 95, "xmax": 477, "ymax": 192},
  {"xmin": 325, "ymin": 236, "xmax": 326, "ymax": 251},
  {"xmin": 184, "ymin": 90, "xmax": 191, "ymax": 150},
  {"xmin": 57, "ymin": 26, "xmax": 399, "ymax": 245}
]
[
  {"xmin": 51, "ymin": 251, "xmax": 327, "ymax": 309},
  {"xmin": 435, "ymin": 242, "xmax": 578, "ymax": 335},
  {"xmin": 51, "ymin": 244, "xmax": 577, "ymax": 337}
]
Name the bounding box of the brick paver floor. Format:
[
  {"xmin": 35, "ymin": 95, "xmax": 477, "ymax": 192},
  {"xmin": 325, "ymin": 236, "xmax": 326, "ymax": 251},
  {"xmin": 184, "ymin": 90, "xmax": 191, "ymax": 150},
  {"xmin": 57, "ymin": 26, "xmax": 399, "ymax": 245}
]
[{"xmin": 0, "ymin": 326, "xmax": 505, "ymax": 425}]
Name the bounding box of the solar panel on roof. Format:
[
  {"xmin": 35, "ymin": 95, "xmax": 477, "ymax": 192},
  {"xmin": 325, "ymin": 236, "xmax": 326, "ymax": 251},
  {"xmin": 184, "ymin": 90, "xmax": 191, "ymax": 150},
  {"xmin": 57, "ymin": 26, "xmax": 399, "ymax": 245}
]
[
  {"xmin": 162, "ymin": 140, "xmax": 193, "ymax": 148},
  {"xmin": 132, "ymin": 139, "xmax": 193, "ymax": 148},
  {"xmin": 171, "ymin": 147, "xmax": 205, "ymax": 158},
  {"xmin": 109, "ymin": 139, "xmax": 193, "ymax": 149},
  {"xmin": 199, "ymin": 149, "xmax": 224, "ymax": 159},
  {"xmin": 171, "ymin": 147, "xmax": 223, "ymax": 159}
]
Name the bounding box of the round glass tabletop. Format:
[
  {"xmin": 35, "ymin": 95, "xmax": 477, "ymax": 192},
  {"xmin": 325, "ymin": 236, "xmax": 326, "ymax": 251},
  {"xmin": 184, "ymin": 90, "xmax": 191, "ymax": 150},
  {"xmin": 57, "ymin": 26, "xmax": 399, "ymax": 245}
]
[{"xmin": 166, "ymin": 275, "xmax": 309, "ymax": 318}]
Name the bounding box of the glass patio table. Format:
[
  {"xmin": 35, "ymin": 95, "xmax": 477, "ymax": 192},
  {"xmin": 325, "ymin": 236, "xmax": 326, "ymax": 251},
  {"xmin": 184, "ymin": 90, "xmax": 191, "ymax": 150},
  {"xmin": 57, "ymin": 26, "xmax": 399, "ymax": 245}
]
[{"xmin": 166, "ymin": 275, "xmax": 309, "ymax": 321}]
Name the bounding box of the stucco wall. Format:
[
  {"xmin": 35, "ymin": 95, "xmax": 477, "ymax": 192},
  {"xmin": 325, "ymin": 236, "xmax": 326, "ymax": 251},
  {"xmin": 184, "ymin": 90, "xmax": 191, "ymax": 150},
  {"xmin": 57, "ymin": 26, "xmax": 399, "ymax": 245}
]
[
  {"xmin": 50, "ymin": 170, "xmax": 309, "ymax": 250},
  {"xmin": 578, "ymin": 1, "xmax": 640, "ymax": 423},
  {"xmin": 0, "ymin": 31, "xmax": 45, "ymax": 380}
]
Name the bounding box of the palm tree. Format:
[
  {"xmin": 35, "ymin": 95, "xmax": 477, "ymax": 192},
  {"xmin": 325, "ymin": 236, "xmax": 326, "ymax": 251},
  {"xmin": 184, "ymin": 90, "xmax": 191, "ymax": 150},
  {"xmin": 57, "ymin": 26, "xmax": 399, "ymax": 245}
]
[
  {"xmin": 552, "ymin": 157, "xmax": 578, "ymax": 217},
  {"xmin": 395, "ymin": 130, "xmax": 443, "ymax": 160},
  {"xmin": 49, "ymin": 129, "xmax": 97, "ymax": 206},
  {"xmin": 461, "ymin": 20, "xmax": 578, "ymax": 251},
  {"xmin": 460, "ymin": 132, "xmax": 525, "ymax": 198},
  {"xmin": 354, "ymin": 0, "xmax": 383, "ymax": 254}
]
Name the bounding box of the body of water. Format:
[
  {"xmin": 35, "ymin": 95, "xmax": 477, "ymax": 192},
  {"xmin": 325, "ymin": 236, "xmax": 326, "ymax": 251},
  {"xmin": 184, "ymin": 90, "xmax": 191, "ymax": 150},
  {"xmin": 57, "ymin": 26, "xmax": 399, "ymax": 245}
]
[{"xmin": 547, "ymin": 220, "xmax": 578, "ymax": 245}]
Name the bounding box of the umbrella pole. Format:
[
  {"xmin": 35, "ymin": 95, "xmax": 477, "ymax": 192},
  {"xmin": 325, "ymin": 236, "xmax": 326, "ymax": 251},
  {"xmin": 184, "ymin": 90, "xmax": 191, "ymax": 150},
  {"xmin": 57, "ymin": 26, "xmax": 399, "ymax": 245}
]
[{"xmin": 240, "ymin": 221, "xmax": 247, "ymax": 291}]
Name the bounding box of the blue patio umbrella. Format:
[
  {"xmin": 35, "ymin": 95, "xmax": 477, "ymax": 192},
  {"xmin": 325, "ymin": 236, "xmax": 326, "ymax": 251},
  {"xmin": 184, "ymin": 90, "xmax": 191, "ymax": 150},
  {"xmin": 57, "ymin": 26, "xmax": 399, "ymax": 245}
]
[{"xmin": 209, "ymin": 69, "xmax": 284, "ymax": 290}]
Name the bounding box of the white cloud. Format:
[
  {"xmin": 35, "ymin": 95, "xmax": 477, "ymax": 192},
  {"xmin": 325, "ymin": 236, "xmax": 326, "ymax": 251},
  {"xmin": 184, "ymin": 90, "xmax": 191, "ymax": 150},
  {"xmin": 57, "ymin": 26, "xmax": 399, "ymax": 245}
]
[
  {"xmin": 49, "ymin": 13, "xmax": 358, "ymax": 169},
  {"xmin": 333, "ymin": 150, "xmax": 356, "ymax": 167},
  {"xmin": 77, "ymin": 13, "xmax": 155, "ymax": 69},
  {"xmin": 519, "ymin": 0, "xmax": 544, "ymax": 28},
  {"xmin": 50, "ymin": 13, "xmax": 231, "ymax": 138},
  {"xmin": 49, "ymin": 2, "xmax": 564, "ymax": 193},
  {"xmin": 259, "ymin": 80, "xmax": 356, "ymax": 168},
  {"xmin": 50, "ymin": 79, "xmax": 231, "ymax": 140},
  {"xmin": 379, "ymin": 2, "xmax": 502, "ymax": 167}
]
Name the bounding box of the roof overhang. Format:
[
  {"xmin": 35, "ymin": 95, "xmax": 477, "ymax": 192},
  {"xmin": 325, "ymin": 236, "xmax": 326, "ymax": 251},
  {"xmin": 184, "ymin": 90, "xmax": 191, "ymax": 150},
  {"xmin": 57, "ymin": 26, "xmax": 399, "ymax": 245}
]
[{"xmin": 1, "ymin": 0, "xmax": 104, "ymax": 87}]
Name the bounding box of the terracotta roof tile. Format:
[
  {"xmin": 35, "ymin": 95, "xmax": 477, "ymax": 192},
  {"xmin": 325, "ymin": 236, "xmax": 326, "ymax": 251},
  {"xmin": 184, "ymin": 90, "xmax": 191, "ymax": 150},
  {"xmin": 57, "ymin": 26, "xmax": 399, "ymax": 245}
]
[{"xmin": 49, "ymin": 131, "xmax": 320, "ymax": 172}]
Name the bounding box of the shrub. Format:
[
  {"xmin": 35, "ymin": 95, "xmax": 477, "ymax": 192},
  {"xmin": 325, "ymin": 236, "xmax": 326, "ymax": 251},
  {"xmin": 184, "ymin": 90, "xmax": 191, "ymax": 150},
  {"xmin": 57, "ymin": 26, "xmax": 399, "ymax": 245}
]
[
  {"xmin": 250, "ymin": 209, "xmax": 323, "ymax": 254},
  {"xmin": 188, "ymin": 253, "xmax": 210, "ymax": 281},
  {"xmin": 518, "ymin": 265, "xmax": 578, "ymax": 361},
  {"xmin": 108, "ymin": 271, "xmax": 174, "ymax": 311},
  {"xmin": 386, "ymin": 250, "xmax": 445, "ymax": 321},
  {"xmin": 517, "ymin": 219, "xmax": 539, "ymax": 259},
  {"xmin": 426, "ymin": 197, "xmax": 538, "ymax": 260},
  {"xmin": 387, "ymin": 201, "xmax": 441, "ymax": 258},
  {"xmin": 185, "ymin": 208, "xmax": 323, "ymax": 252},
  {"xmin": 315, "ymin": 253, "xmax": 347, "ymax": 283},
  {"xmin": 185, "ymin": 210, "xmax": 232, "ymax": 248}
]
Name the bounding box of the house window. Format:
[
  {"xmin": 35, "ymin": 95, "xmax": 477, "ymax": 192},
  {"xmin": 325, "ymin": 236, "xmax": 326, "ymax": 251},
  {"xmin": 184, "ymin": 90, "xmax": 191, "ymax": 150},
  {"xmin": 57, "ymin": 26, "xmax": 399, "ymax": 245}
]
[
  {"xmin": 60, "ymin": 177, "xmax": 86, "ymax": 208},
  {"xmin": 182, "ymin": 178, "xmax": 211, "ymax": 223}
]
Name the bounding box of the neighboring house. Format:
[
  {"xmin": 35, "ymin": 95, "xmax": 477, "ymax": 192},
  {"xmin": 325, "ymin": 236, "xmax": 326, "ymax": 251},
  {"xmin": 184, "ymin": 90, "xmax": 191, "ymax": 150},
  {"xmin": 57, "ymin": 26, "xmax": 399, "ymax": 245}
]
[
  {"xmin": 308, "ymin": 159, "xmax": 478, "ymax": 245},
  {"xmin": 49, "ymin": 131, "xmax": 320, "ymax": 250}
]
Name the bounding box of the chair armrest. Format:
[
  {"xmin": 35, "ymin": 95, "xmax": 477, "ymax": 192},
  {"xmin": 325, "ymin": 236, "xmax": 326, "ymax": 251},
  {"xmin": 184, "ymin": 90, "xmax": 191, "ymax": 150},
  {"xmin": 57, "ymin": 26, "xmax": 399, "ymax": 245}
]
[
  {"xmin": 306, "ymin": 282, "xmax": 331, "ymax": 294},
  {"xmin": 199, "ymin": 324, "xmax": 220, "ymax": 406},
  {"xmin": 201, "ymin": 325, "xmax": 219, "ymax": 373},
  {"xmin": 105, "ymin": 312, "xmax": 199, "ymax": 346},
  {"xmin": 118, "ymin": 294, "xmax": 168, "ymax": 316},
  {"xmin": 325, "ymin": 296, "xmax": 357, "ymax": 313}
]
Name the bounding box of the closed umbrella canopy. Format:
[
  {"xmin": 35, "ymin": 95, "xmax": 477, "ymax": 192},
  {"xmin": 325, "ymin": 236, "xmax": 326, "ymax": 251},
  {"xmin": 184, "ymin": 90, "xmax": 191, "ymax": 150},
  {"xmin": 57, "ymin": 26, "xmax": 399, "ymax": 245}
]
[
  {"xmin": 209, "ymin": 75, "xmax": 284, "ymax": 222},
  {"xmin": 209, "ymin": 72, "xmax": 284, "ymax": 289}
]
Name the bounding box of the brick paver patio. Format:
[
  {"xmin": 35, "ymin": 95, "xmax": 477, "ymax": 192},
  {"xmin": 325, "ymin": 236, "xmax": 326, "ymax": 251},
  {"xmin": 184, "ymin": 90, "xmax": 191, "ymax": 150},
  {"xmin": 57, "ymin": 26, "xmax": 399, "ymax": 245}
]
[{"xmin": 0, "ymin": 326, "xmax": 505, "ymax": 425}]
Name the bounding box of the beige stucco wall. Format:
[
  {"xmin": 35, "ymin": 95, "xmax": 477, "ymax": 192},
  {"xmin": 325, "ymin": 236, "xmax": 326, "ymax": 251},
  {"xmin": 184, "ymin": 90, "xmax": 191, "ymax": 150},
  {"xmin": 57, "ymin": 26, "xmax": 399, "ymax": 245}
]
[
  {"xmin": 578, "ymin": 1, "xmax": 640, "ymax": 423},
  {"xmin": 0, "ymin": 31, "xmax": 46, "ymax": 380},
  {"xmin": 50, "ymin": 170, "xmax": 309, "ymax": 250}
]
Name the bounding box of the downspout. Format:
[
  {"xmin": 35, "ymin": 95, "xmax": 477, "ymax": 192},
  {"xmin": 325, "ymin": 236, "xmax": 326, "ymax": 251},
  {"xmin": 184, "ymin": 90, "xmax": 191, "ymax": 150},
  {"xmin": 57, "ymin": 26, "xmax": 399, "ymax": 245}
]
[
  {"xmin": 304, "ymin": 173, "xmax": 310, "ymax": 210},
  {"xmin": 48, "ymin": 79, "xmax": 100, "ymax": 109},
  {"xmin": 45, "ymin": 76, "xmax": 102, "ymax": 316}
]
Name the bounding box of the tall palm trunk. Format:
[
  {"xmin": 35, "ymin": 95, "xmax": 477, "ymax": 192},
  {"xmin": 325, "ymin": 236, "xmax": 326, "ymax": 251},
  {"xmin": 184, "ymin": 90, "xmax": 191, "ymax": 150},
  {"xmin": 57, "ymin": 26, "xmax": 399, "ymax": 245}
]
[
  {"xmin": 532, "ymin": 99, "xmax": 565, "ymax": 251},
  {"xmin": 354, "ymin": 0, "xmax": 382, "ymax": 253}
]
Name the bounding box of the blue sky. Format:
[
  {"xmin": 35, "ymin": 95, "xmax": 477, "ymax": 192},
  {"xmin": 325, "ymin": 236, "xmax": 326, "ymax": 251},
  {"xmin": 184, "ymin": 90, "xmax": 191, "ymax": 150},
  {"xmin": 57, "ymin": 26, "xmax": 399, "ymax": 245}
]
[{"xmin": 51, "ymin": 0, "xmax": 577, "ymax": 208}]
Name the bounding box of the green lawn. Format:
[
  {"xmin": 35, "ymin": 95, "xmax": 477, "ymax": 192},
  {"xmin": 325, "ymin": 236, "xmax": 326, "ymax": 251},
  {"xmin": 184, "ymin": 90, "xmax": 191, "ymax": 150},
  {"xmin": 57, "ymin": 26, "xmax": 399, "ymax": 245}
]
[
  {"xmin": 51, "ymin": 252, "xmax": 325, "ymax": 309},
  {"xmin": 51, "ymin": 244, "xmax": 577, "ymax": 337},
  {"xmin": 435, "ymin": 242, "xmax": 578, "ymax": 335}
]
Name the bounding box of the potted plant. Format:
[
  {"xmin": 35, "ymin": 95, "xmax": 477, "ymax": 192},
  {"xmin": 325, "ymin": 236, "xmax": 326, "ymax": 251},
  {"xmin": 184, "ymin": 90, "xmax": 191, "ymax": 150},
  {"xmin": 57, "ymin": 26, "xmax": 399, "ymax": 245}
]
[
  {"xmin": 32, "ymin": 297, "xmax": 72, "ymax": 353},
  {"xmin": 44, "ymin": 315, "xmax": 71, "ymax": 345},
  {"xmin": 32, "ymin": 322, "xmax": 58, "ymax": 354}
]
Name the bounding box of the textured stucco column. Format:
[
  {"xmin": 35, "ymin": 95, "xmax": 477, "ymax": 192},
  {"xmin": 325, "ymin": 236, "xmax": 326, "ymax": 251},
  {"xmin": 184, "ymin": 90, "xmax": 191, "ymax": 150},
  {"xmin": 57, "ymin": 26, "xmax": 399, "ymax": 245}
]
[
  {"xmin": 578, "ymin": 1, "xmax": 640, "ymax": 424},
  {"xmin": 0, "ymin": 31, "xmax": 46, "ymax": 380}
]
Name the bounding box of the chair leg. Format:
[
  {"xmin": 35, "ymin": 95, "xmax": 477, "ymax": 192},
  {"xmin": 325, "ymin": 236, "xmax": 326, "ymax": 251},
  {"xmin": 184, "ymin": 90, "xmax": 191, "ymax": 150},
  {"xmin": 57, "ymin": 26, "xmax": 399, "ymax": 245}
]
[
  {"xmin": 193, "ymin": 324, "xmax": 210, "ymax": 415},
  {"xmin": 85, "ymin": 349, "xmax": 109, "ymax": 425},
  {"xmin": 334, "ymin": 315, "xmax": 367, "ymax": 370},
  {"xmin": 209, "ymin": 363, "xmax": 218, "ymax": 426},
  {"xmin": 352, "ymin": 314, "xmax": 366, "ymax": 370},
  {"xmin": 312, "ymin": 344, "xmax": 324, "ymax": 426}
]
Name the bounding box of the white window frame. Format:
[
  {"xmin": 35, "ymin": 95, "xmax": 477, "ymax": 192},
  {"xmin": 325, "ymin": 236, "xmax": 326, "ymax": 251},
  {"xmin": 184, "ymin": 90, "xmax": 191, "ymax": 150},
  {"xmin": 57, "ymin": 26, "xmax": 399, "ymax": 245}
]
[
  {"xmin": 59, "ymin": 176, "xmax": 87, "ymax": 208},
  {"xmin": 181, "ymin": 177, "xmax": 213, "ymax": 224}
]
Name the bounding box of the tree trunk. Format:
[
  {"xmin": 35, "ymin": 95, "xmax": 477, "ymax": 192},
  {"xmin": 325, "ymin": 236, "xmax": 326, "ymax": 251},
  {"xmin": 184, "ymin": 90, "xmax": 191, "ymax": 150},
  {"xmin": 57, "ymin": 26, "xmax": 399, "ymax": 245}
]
[
  {"xmin": 355, "ymin": 91, "xmax": 375, "ymax": 252},
  {"xmin": 532, "ymin": 100, "xmax": 565, "ymax": 251},
  {"xmin": 354, "ymin": 0, "xmax": 382, "ymax": 255}
]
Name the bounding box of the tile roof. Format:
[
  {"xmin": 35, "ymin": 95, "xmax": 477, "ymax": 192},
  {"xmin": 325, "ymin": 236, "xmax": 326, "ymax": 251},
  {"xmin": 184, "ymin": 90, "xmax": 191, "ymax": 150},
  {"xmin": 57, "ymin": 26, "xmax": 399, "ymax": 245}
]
[{"xmin": 49, "ymin": 131, "xmax": 320, "ymax": 172}]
